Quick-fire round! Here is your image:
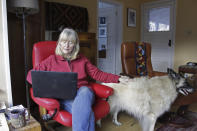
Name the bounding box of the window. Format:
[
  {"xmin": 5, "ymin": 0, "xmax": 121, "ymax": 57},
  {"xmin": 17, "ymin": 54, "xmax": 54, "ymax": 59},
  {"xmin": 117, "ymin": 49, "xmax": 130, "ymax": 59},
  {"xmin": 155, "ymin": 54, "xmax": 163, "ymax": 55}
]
[{"xmin": 148, "ymin": 7, "xmax": 170, "ymax": 32}]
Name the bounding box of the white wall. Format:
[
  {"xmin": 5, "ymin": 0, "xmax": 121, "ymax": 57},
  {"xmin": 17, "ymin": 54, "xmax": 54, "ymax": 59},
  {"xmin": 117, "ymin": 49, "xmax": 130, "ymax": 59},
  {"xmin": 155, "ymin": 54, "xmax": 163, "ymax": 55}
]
[{"xmin": 0, "ymin": 0, "xmax": 13, "ymax": 106}]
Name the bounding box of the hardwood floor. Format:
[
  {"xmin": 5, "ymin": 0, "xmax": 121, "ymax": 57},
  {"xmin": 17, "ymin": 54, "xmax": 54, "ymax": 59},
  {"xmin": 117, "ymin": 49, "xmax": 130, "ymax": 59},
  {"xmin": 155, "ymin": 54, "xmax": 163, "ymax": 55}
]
[{"xmin": 42, "ymin": 104, "xmax": 197, "ymax": 131}]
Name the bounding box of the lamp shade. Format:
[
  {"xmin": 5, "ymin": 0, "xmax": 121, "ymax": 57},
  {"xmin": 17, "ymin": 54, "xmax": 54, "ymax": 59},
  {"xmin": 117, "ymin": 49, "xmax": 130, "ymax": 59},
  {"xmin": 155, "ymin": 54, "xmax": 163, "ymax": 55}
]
[{"xmin": 7, "ymin": 0, "xmax": 39, "ymax": 15}]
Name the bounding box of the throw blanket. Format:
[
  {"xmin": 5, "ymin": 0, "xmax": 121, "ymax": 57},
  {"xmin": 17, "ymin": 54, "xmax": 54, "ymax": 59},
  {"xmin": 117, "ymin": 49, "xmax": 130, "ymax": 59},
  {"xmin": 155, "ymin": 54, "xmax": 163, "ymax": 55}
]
[{"xmin": 135, "ymin": 42, "xmax": 147, "ymax": 76}]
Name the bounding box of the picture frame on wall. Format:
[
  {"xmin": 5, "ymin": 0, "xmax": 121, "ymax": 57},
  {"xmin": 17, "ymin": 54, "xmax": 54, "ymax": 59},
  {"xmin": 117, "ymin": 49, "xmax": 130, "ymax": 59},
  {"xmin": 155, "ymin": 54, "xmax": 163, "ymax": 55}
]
[
  {"xmin": 99, "ymin": 27, "xmax": 107, "ymax": 37},
  {"xmin": 99, "ymin": 17, "xmax": 106, "ymax": 26},
  {"xmin": 127, "ymin": 8, "xmax": 136, "ymax": 27}
]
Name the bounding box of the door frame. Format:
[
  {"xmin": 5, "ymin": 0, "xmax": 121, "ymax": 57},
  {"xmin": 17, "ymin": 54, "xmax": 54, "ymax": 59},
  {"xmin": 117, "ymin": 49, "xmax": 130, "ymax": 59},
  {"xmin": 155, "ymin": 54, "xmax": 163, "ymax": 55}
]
[
  {"xmin": 141, "ymin": 0, "xmax": 176, "ymax": 69},
  {"xmin": 97, "ymin": 0, "xmax": 123, "ymax": 74},
  {"xmin": 1, "ymin": 0, "xmax": 13, "ymax": 106}
]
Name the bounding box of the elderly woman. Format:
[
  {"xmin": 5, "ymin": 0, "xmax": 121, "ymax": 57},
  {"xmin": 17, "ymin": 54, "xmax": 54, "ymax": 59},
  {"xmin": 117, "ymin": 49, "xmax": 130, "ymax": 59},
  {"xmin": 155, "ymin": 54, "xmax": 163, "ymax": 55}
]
[{"xmin": 27, "ymin": 28, "xmax": 126, "ymax": 131}]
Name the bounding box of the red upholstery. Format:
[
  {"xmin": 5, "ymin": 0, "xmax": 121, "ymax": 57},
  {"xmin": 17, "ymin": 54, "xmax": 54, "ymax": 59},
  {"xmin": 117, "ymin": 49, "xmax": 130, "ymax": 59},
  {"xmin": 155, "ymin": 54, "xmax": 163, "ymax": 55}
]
[
  {"xmin": 30, "ymin": 41, "xmax": 113, "ymax": 127},
  {"xmin": 32, "ymin": 41, "xmax": 57, "ymax": 68}
]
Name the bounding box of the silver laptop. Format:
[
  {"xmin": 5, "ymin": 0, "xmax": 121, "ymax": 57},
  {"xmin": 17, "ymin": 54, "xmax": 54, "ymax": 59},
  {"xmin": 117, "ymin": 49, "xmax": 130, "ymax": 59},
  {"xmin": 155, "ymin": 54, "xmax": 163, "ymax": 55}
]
[{"xmin": 31, "ymin": 71, "xmax": 77, "ymax": 100}]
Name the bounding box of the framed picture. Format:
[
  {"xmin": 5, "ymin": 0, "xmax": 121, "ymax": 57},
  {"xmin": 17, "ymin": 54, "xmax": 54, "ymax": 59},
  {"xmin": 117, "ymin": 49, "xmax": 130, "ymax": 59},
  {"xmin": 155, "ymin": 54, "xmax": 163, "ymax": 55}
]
[
  {"xmin": 127, "ymin": 8, "xmax": 136, "ymax": 27},
  {"xmin": 99, "ymin": 27, "xmax": 107, "ymax": 37},
  {"xmin": 99, "ymin": 17, "xmax": 106, "ymax": 26}
]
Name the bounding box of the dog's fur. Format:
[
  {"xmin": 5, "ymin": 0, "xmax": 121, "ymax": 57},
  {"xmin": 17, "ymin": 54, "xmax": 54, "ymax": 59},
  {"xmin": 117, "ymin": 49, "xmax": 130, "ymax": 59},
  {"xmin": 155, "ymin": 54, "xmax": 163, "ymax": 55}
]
[{"xmin": 100, "ymin": 68, "xmax": 194, "ymax": 131}]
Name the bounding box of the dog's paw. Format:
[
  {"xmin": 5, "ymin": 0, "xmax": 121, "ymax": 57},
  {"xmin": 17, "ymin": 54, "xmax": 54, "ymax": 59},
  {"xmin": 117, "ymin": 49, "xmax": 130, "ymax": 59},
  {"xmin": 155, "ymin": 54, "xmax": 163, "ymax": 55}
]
[
  {"xmin": 96, "ymin": 120, "xmax": 102, "ymax": 128},
  {"xmin": 113, "ymin": 119, "xmax": 122, "ymax": 126}
]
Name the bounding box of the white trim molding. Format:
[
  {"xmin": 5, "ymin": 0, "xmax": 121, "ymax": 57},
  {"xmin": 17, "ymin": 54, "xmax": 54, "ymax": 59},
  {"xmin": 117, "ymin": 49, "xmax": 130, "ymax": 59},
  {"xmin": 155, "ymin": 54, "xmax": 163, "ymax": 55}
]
[{"xmin": 0, "ymin": 0, "xmax": 13, "ymax": 106}]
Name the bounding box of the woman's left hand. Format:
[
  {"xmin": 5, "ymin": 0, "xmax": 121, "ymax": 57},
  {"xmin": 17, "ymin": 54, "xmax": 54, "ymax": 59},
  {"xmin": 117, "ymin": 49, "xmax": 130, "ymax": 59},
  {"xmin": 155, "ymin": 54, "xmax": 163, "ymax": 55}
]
[{"xmin": 118, "ymin": 75, "xmax": 130, "ymax": 83}]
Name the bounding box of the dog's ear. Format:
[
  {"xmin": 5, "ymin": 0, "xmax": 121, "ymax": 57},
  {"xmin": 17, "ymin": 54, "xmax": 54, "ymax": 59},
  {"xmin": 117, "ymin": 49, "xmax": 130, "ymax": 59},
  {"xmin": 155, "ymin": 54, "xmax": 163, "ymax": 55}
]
[
  {"xmin": 167, "ymin": 68, "xmax": 178, "ymax": 79},
  {"xmin": 167, "ymin": 68, "xmax": 176, "ymax": 75}
]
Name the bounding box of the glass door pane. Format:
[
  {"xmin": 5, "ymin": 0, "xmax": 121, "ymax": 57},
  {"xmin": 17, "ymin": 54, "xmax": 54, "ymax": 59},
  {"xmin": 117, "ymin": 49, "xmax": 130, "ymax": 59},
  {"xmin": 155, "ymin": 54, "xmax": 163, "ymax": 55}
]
[{"xmin": 148, "ymin": 7, "xmax": 170, "ymax": 32}]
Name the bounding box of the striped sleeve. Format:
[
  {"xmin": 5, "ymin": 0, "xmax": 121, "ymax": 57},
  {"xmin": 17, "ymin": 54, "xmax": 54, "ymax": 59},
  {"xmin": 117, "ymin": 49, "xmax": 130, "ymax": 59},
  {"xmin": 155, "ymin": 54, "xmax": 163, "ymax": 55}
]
[{"xmin": 85, "ymin": 57, "xmax": 120, "ymax": 83}]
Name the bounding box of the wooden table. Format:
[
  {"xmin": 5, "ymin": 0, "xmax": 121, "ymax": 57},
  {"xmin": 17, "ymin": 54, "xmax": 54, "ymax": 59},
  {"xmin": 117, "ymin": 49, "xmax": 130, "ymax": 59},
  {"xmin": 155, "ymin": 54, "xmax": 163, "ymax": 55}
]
[
  {"xmin": 175, "ymin": 65, "xmax": 197, "ymax": 114},
  {"xmin": 179, "ymin": 65, "xmax": 197, "ymax": 88},
  {"xmin": 9, "ymin": 115, "xmax": 41, "ymax": 131},
  {"xmin": 179, "ymin": 65, "xmax": 197, "ymax": 74}
]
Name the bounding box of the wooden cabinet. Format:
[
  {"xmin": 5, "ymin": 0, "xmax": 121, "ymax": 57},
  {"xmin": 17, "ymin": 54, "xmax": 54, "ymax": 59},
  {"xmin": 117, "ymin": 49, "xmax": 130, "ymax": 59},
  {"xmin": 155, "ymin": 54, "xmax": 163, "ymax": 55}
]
[
  {"xmin": 78, "ymin": 32, "xmax": 97, "ymax": 66},
  {"xmin": 179, "ymin": 65, "xmax": 197, "ymax": 88},
  {"xmin": 52, "ymin": 32, "xmax": 97, "ymax": 65}
]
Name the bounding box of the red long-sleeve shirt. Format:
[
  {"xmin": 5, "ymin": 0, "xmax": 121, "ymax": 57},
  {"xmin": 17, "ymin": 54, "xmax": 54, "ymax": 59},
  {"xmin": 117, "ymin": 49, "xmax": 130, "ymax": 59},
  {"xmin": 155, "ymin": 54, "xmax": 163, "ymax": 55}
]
[{"xmin": 27, "ymin": 54, "xmax": 120, "ymax": 88}]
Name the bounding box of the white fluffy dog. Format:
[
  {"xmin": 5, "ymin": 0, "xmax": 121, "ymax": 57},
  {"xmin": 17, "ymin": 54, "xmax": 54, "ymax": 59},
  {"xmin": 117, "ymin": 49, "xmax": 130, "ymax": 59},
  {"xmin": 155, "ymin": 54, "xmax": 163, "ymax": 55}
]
[{"xmin": 100, "ymin": 68, "xmax": 194, "ymax": 131}]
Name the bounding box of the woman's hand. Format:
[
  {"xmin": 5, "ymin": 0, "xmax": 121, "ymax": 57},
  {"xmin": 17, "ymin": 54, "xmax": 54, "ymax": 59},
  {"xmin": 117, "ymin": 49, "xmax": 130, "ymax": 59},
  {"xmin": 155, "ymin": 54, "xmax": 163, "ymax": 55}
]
[{"xmin": 118, "ymin": 75, "xmax": 130, "ymax": 83}]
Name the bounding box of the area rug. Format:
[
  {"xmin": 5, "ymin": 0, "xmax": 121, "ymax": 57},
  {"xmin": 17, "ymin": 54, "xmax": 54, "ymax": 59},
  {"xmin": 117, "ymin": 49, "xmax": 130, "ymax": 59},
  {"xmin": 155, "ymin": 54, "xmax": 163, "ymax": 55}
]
[{"xmin": 156, "ymin": 111, "xmax": 197, "ymax": 131}]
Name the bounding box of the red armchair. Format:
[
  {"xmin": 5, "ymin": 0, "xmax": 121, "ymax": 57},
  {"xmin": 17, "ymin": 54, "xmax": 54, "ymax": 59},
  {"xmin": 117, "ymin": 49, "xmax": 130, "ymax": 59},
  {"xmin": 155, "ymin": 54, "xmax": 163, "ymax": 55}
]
[{"xmin": 29, "ymin": 41, "xmax": 113, "ymax": 127}]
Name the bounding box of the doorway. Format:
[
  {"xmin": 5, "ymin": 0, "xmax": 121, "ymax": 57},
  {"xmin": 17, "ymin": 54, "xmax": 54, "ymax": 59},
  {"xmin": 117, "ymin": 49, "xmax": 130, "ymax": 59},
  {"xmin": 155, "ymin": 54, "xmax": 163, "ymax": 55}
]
[
  {"xmin": 141, "ymin": 0, "xmax": 176, "ymax": 72},
  {"xmin": 97, "ymin": 1, "xmax": 123, "ymax": 74}
]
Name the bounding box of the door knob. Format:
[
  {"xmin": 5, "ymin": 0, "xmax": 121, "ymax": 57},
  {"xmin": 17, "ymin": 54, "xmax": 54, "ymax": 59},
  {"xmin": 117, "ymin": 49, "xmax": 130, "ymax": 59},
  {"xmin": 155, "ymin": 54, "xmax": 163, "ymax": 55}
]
[{"xmin": 168, "ymin": 40, "xmax": 172, "ymax": 47}]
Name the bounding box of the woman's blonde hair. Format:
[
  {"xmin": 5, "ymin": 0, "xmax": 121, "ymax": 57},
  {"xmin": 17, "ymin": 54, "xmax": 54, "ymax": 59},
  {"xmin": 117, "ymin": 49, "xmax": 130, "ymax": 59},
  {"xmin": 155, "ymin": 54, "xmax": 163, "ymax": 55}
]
[{"xmin": 55, "ymin": 28, "xmax": 80, "ymax": 60}]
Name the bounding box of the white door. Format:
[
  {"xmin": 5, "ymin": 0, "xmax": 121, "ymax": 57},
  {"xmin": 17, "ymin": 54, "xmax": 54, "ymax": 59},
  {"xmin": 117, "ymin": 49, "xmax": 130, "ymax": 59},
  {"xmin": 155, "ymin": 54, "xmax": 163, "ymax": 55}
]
[
  {"xmin": 141, "ymin": 0, "xmax": 176, "ymax": 72},
  {"xmin": 98, "ymin": 8, "xmax": 117, "ymax": 74}
]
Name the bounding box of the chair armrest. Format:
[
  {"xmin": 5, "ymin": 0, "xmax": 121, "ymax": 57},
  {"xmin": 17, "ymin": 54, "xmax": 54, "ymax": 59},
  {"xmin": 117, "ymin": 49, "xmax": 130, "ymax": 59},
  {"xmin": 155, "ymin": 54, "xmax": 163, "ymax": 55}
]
[
  {"xmin": 90, "ymin": 83, "xmax": 113, "ymax": 98},
  {"xmin": 30, "ymin": 88, "xmax": 60, "ymax": 110},
  {"xmin": 119, "ymin": 73, "xmax": 135, "ymax": 78},
  {"xmin": 152, "ymin": 71, "xmax": 167, "ymax": 76}
]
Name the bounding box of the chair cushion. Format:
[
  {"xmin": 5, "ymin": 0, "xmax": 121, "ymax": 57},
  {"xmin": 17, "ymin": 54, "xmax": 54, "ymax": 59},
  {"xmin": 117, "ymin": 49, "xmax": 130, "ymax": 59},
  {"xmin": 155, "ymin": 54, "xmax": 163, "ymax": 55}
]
[{"xmin": 49, "ymin": 99, "xmax": 110, "ymax": 127}]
